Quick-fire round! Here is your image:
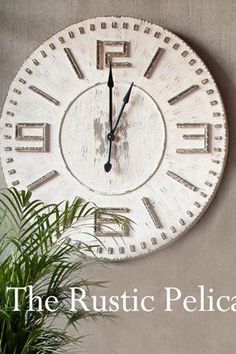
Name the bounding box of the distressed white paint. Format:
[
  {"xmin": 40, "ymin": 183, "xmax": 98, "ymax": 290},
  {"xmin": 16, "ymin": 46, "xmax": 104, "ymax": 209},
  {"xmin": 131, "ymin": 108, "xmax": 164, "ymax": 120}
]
[
  {"xmin": 60, "ymin": 82, "xmax": 165, "ymax": 195},
  {"xmin": 0, "ymin": 16, "xmax": 228, "ymax": 261}
]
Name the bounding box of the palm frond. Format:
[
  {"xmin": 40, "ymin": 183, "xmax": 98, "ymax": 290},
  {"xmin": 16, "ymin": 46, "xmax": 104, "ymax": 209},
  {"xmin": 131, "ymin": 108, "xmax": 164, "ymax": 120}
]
[{"xmin": 0, "ymin": 188, "xmax": 130, "ymax": 353}]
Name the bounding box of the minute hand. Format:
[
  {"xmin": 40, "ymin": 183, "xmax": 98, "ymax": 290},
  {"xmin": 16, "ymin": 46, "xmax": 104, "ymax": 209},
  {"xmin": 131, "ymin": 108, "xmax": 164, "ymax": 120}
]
[
  {"xmin": 112, "ymin": 82, "xmax": 134, "ymax": 135},
  {"xmin": 107, "ymin": 63, "xmax": 114, "ymax": 132}
]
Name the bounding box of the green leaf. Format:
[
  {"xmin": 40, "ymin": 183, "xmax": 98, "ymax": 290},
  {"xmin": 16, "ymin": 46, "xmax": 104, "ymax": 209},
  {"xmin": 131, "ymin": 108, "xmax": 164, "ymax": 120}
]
[{"xmin": 0, "ymin": 188, "xmax": 131, "ymax": 353}]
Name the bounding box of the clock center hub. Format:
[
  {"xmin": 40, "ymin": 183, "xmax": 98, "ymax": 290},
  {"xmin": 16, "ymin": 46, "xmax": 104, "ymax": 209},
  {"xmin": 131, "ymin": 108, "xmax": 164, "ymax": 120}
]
[{"xmin": 60, "ymin": 82, "xmax": 166, "ymax": 195}]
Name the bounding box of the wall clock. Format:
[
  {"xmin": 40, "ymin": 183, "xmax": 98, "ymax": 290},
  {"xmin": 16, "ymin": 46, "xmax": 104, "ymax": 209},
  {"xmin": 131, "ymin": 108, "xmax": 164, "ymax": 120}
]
[{"xmin": 0, "ymin": 16, "xmax": 228, "ymax": 261}]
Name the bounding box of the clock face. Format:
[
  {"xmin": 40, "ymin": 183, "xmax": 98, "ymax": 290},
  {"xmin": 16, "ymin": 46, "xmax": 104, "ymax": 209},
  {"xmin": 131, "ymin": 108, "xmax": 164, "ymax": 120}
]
[{"xmin": 0, "ymin": 16, "xmax": 228, "ymax": 261}]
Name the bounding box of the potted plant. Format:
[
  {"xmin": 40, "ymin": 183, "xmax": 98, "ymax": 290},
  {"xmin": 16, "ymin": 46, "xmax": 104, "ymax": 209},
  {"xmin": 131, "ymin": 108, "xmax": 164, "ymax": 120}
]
[{"xmin": 0, "ymin": 188, "xmax": 128, "ymax": 353}]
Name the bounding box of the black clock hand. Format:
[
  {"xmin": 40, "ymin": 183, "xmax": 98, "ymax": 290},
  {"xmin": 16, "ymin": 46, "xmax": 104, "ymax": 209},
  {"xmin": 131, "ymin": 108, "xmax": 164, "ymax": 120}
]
[
  {"xmin": 104, "ymin": 82, "xmax": 134, "ymax": 173},
  {"xmin": 104, "ymin": 63, "xmax": 114, "ymax": 173},
  {"xmin": 112, "ymin": 82, "xmax": 134, "ymax": 135},
  {"xmin": 107, "ymin": 62, "xmax": 114, "ymax": 132},
  {"xmin": 104, "ymin": 137, "xmax": 112, "ymax": 172}
]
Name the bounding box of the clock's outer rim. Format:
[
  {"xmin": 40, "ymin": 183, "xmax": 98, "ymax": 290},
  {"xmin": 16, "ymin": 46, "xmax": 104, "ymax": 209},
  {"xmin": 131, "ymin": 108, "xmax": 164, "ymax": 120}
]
[{"xmin": 0, "ymin": 16, "xmax": 229, "ymax": 263}]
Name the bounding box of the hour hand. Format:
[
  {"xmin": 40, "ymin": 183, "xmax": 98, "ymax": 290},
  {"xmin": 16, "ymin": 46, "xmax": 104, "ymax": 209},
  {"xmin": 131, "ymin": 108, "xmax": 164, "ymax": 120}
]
[{"xmin": 112, "ymin": 82, "xmax": 134, "ymax": 135}]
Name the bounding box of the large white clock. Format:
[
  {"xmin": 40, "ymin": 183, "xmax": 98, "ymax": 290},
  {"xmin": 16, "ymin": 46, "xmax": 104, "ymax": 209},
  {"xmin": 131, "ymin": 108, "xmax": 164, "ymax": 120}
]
[{"xmin": 0, "ymin": 16, "xmax": 228, "ymax": 261}]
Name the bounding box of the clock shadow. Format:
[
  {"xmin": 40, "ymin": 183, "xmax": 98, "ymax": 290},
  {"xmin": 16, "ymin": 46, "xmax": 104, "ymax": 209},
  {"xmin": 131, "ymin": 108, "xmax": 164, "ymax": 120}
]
[{"xmin": 174, "ymin": 33, "xmax": 235, "ymax": 226}]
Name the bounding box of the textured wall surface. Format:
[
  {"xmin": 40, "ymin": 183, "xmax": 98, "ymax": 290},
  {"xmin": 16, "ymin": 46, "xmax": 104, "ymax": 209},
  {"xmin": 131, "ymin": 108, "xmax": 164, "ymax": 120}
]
[{"xmin": 0, "ymin": 1, "xmax": 236, "ymax": 353}]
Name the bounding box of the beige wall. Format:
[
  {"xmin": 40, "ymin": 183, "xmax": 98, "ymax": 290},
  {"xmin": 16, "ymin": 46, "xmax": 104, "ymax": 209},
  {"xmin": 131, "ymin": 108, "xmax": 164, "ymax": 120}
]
[{"xmin": 1, "ymin": 1, "xmax": 236, "ymax": 353}]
